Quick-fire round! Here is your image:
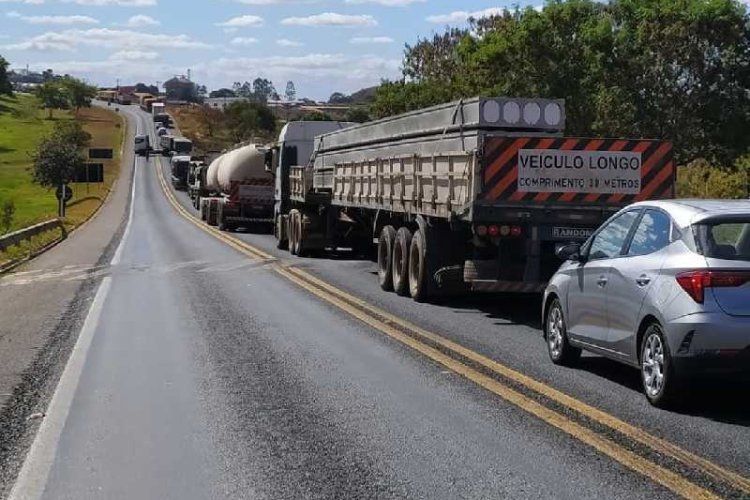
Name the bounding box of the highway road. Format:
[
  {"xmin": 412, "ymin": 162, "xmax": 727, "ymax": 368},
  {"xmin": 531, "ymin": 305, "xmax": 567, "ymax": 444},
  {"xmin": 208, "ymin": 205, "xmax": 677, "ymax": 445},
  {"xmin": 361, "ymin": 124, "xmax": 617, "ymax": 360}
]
[{"xmin": 3, "ymin": 106, "xmax": 748, "ymax": 499}]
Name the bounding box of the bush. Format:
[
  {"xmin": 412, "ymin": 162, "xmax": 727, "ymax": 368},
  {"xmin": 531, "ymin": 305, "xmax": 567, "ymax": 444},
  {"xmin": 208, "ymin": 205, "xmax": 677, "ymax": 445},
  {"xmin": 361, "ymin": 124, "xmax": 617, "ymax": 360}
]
[{"xmin": 676, "ymin": 159, "xmax": 749, "ymax": 199}]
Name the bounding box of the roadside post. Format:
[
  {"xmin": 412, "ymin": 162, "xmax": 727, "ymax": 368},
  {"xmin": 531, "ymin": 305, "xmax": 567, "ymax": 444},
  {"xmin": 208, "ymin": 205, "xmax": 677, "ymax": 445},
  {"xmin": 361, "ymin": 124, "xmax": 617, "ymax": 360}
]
[{"xmin": 56, "ymin": 184, "xmax": 72, "ymax": 217}]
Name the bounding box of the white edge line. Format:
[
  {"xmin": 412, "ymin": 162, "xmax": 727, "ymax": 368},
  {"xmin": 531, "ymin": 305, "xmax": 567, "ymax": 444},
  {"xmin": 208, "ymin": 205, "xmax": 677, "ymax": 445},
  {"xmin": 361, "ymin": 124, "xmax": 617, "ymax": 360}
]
[
  {"xmin": 8, "ymin": 110, "xmax": 140, "ymax": 500},
  {"xmin": 8, "ymin": 277, "xmax": 111, "ymax": 500}
]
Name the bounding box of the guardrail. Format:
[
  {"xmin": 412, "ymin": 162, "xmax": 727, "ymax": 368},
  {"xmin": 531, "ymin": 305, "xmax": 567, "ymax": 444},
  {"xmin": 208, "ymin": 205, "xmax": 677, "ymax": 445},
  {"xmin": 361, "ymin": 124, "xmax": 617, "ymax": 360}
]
[{"xmin": 0, "ymin": 219, "xmax": 65, "ymax": 253}]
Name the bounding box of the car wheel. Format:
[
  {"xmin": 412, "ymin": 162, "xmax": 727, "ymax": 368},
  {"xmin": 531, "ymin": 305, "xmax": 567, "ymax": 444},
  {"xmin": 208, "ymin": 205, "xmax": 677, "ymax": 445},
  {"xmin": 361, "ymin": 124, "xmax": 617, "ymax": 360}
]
[
  {"xmin": 641, "ymin": 322, "xmax": 680, "ymax": 408},
  {"xmin": 546, "ymin": 298, "xmax": 581, "ymax": 366}
]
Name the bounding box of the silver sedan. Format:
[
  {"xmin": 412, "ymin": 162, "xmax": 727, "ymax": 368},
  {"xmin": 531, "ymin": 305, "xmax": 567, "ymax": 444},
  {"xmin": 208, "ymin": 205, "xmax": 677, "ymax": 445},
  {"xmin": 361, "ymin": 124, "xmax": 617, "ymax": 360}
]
[{"xmin": 543, "ymin": 200, "xmax": 750, "ymax": 407}]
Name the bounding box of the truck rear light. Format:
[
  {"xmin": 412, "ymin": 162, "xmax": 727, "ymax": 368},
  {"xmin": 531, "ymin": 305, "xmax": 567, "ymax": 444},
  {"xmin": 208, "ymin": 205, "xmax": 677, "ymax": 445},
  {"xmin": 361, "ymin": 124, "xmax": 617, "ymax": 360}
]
[
  {"xmin": 510, "ymin": 226, "xmax": 522, "ymax": 237},
  {"xmin": 475, "ymin": 225, "xmax": 488, "ymax": 236},
  {"xmin": 676, "ymin": 271, "xmax": 750, "ymax": 303},
  {"xmin": 488, "ymin": 225, "xmax": 500, "ymax": 237},
  {"xmin": 499, "ymin": 225, "xmax": 510, "ymax": 236}
]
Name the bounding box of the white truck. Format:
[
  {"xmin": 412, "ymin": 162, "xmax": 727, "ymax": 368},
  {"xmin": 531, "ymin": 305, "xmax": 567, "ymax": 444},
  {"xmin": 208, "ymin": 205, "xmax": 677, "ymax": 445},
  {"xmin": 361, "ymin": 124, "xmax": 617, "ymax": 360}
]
[{"xmin": 199, "ymin": 144, "xmax": 275, "ymax": 231}]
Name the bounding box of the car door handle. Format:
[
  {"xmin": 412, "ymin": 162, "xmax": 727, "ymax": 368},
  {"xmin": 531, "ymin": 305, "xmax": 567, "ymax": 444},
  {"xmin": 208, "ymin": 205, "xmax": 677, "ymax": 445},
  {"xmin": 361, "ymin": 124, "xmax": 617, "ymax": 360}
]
[
  {"xmin": 597, "ymin": 276, "xmax": 608, "ymax": 287},
  {"xmin": 635, "ymin": 275, "xmax": 651, "ymax": 287}
]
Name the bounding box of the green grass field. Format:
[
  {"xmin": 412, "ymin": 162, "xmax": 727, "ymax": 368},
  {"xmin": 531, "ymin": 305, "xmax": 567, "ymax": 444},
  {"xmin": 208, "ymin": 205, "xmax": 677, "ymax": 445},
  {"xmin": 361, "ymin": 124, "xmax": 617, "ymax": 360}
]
[
  {"xmin": 0, "ymin": 93, "xmax": 123, "ymax": 233},
  {"xmin": 0, "ymin": 93, "xmax": 65, "ymax": 231}
]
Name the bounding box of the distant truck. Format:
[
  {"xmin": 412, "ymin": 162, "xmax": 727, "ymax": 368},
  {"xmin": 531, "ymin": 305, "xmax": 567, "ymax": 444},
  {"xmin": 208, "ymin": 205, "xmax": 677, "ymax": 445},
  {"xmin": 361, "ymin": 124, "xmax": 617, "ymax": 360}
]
[
  {"xmin": 199, "ymin": 144, "xmax": 275, "ymax": 231},
  {"xmin": 154, "ymin": 113, "xmax": 171, "ymax": 128},
  {"xmin": 152, "ymin": 102, "xmax": 165, "ymax": 117},
  {"xmin": 134, "ymin": 134, "xmax": 150, "ymax": 157},
  {"xmin": 160, "ymin": 136, "xmax": 192, "ymax": 157},
  {"xmin": 188, "ymin": 161, "xmax": 209, "ymax": 209},
  {"xmin": 170, "ymin": 155, "xmax": 192, "ymax": 190},
  {"xmin": 267, "ymin": 97, "xmax": 675, "ymax": 301}
]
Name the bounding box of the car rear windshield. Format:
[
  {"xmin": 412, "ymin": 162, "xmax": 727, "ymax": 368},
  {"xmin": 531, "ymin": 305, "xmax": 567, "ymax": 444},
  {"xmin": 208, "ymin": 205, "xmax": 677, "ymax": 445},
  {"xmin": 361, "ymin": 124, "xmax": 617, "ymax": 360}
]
[{"xmin": 693, "ymin": 220, "xmax": 750, "ymax": 261}]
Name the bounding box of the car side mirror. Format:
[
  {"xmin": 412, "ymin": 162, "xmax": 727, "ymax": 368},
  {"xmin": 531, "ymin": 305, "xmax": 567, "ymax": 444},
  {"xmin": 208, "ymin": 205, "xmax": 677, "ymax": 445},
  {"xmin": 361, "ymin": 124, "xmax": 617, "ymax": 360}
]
[{"xmin": 556, "ymin": 242, "xmax": 582, "ymax": 262}]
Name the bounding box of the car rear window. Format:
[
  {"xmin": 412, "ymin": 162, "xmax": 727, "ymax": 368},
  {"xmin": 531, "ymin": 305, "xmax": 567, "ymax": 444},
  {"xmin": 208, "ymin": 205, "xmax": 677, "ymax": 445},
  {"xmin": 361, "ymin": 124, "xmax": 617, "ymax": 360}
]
[{"xmin": 694, "ymin": 221, "xmax": 750, "ymax": 261}]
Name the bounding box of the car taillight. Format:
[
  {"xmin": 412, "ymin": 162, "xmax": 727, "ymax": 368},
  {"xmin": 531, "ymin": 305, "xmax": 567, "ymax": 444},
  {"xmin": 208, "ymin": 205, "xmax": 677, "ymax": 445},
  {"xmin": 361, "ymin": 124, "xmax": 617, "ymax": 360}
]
[
  {"xmin": 676, "ymin": 271, "xmax": 750, "ymax": 303},
  {"xmin": 488, "ymin": 225, "xmax": 500, "ymax": 237},
  {"xmin": 510, "ymin": 225, "xmax": 522, "ymax": 237}
]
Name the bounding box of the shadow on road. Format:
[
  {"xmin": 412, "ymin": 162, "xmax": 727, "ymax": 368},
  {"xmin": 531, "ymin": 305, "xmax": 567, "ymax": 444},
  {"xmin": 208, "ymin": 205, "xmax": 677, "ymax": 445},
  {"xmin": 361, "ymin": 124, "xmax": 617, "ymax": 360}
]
[
  {"xmin": 573, "ymin": 357, "xmax": 749, "ymax": 425},
  {"xmin": 433, "ymin": 293, "xmax": 543, "ymax": 330}
]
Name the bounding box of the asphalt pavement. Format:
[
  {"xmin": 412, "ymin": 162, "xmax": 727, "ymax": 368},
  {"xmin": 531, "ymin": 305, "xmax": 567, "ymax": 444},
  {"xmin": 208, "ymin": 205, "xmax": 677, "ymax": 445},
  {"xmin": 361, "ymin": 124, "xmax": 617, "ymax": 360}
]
[{"xmin": 3, "ymin": 106, "xmax": 748, "ymax": 499}]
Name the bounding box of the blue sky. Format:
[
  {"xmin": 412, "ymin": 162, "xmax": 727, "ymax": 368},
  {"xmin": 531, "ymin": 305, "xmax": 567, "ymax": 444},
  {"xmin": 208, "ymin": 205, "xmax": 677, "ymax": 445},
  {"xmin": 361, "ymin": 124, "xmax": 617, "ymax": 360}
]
[{"xmin": 0, "ymin": 0, "xmax": 540, "ymax": 100}]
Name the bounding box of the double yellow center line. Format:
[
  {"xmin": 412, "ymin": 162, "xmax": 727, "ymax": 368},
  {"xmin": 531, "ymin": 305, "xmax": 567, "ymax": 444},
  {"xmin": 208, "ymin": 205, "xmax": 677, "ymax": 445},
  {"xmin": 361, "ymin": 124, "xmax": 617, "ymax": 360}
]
[{"xmin": 152, "ymin": 150, "xmax": 747, "ymax": 499}]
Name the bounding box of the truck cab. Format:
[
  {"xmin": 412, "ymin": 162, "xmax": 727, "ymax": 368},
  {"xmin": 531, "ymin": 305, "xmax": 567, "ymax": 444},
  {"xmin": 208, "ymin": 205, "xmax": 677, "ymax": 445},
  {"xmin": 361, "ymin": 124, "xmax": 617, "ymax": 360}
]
[
  {"xmin": 171, "ymin": 138, "xmax": 193, "ymax": 157},
  {"xmin": 170, "ymin": 155, "xmax": 192, "ymax": 190},
  {"xmin": 271, "ymin": 121, "xmax": 356, "ymax": 234}
]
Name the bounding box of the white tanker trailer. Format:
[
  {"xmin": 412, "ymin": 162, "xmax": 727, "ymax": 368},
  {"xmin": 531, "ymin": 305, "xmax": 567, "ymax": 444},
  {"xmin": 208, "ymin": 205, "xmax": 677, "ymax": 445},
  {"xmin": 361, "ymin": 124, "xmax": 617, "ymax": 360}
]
[{"xmin": 198, "ymin": 144, "xmax": 275, "ymax": 231}]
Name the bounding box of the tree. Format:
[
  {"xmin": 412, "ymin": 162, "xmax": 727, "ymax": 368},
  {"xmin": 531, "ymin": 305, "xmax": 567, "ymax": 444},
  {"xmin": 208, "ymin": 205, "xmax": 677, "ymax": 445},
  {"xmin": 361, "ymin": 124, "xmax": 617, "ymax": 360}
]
[
  {"xmin": 328, "ymin": 92, "xmax": 351, "ymax": 104},
  {"xmin": 51, "ymin": 120, "xmax": 91, "ymax": 149},
  {"xmin": 198, "ymin": 105, "xmax": 225, "ymax": 137},
  {"xmin": 251, "ymin": 78, "xmax": 276, "ymax": 103},
  {"xmin": 209, "ymin": 88, "xmax": 236, "ymax": 98},
  {"xmin": 285, "ymin": 81, "xmax": 296, "ymax": 102},
  {"xmin": 32, "ymin": 134, "xmax": 86, "ymax": 188},
  {"xmin": 61, "ymin": 76, "xmax": 97, "ymax": 114},
  {"xmin": 372, "ymin": 0, "xmax": 750, "ymax": 166},
  {"xmin": 34, "ymin": 80, "xmax": 69, "ymax": 119},
  {"xmin": 0, "ymin": 55, "xmax": 12, "ymax": 96},
  {"xmin": 135, "ymin": 82, "xmax": 159, "ymax": 95},
  {"xmin": 224, "ymin": 100, "xmax": 276, "ymax": 142}
]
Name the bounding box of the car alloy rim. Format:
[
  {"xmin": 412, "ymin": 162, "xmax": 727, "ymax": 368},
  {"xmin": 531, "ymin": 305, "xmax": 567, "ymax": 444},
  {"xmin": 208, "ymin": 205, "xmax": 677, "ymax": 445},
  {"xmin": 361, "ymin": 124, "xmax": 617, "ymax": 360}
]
[
  {"xmin": 548, "ymin": 306, "xmax": 563, "ymax": 358},
  {"xmin": 642, "ymin": 330, "xmax": 665, "ymax": 397}
]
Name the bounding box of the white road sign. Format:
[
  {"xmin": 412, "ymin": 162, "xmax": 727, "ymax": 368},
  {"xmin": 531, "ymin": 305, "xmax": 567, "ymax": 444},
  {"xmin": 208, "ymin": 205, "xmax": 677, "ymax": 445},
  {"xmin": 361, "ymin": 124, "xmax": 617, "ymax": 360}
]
[{"xmin": 517, "ymin": 149, "xmax": 642, "ymax": 194}]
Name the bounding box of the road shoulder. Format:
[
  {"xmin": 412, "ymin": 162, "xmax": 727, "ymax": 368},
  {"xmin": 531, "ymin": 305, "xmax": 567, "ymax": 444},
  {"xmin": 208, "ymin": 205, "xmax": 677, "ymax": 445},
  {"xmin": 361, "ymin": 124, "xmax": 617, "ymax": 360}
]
[{"xmin": 0, "ymin": 104, "xmax": 137, "ymax": 497}]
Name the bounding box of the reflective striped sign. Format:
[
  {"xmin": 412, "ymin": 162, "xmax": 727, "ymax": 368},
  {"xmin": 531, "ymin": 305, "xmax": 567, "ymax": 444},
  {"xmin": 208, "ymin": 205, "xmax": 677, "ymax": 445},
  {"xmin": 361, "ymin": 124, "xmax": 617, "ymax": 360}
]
[{"xmin": 481, "ymin": 137, "xmax": 674, "ymax": 205}]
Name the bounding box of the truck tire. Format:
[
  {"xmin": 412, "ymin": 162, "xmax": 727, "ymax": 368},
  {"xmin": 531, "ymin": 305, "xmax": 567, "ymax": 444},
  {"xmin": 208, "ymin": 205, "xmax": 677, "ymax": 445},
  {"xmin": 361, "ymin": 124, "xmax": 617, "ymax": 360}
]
[
  {"xmin": 289, "ymin": 210, "xmax": 300, "ymax": 255},
  {"xmin": 378, "ymin": 225, "xmax": 396, "ymax": 292},
  {"xmin": 275, "ymin": 214, "xmax": 288, "ymax": 250},
  {"xmin": 295, "ymin": 213, "xmax": 306, "ymax": 257},
  {"xmin": 392, "ymin": 227, "xmax": 412, "ymax": 296},
  {"xmin": 408, "ymin": 227, "xmax": 431, "ymax": 302}
]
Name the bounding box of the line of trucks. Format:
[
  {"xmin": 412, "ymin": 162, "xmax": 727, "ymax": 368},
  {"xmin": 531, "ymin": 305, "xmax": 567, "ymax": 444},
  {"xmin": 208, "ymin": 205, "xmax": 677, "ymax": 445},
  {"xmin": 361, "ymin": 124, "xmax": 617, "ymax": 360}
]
[{"xmin": 155, "ymin": 96, "xmax": 675, "ymax": 302}]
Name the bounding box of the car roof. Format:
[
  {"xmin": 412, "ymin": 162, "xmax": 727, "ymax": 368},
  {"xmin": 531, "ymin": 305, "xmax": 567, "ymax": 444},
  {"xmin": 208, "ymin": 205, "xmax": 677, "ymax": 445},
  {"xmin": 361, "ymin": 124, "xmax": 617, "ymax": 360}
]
[{"xmin": 628, "ymin": 199, "xmax": 750, "ymax": 226}]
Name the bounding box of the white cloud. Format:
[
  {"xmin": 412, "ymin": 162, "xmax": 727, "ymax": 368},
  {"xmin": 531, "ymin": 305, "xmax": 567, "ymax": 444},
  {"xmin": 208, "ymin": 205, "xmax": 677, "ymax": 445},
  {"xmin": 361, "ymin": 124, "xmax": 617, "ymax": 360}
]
[
  {"xmin": 7, "ymin": 11, "xmax": 99, "ymax": 24},
  {"xmin": 235, "ymin": 0, "xmax": 318, "ymax": 3},
  {"xmin": 125, "ymin": 14, "xmax": 159, "ymax": 27},
  {"xmin": 61, "ymin": 0, "xmax": 156, "ymax": 5},
  {"xmin": 230, "ymin": 37, "xmax": 258, "ymax": 46},
  {"xmin": 195, "ymin": 53, "xmax": 398, "ymax": 86},
  {"xmin": 281, "ymin": 12, "xmax": 377, "ymax": 27},
  {"xmin": 0, "ymin": 0, "xmax": 45, "ymax": 4},
  {"xmin": 350, "ymin": 36, "xmax": 393, "ymax": 44},
  {"xmin": 216, "ymin": 15, "xmax": 263, "ymax": 27},
  {"xmin": 2, "ymin": 28, "xmax": 210, "ymax": 52},
  {"xmin": 345, "ymin": 0, "xmax": 424, "ymax": 5},
  {"xmin": 426, "ymin": 7, "xmax": 504, "ymax": 24},
  {"xmin": 109, "ymin": 49, "xmax": 158, "ymax": 60},
  {"xmin": 276, "ymin": 38, "xmax": 302, "ymax": 47}
]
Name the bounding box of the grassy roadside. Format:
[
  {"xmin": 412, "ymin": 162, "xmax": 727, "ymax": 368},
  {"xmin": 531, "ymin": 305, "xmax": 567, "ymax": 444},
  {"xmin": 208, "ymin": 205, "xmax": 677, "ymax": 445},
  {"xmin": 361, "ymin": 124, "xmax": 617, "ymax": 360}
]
[{"xmin": 0, "ymin": 94, "xmax": 124, "ymax": 268}]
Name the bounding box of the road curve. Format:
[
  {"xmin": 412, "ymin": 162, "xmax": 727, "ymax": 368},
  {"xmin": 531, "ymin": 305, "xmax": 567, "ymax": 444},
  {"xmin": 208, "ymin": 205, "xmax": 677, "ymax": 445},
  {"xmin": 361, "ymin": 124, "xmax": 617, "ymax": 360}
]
[{"xmin": 6, "ymin": 106, "xmax": 748, "ymax": 500}]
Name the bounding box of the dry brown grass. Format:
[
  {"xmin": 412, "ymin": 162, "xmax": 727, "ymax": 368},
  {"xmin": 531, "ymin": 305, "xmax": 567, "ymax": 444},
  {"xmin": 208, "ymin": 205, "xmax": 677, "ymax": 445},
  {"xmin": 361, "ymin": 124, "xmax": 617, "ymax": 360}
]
[{"xmin": 167, "ymin": 104, "xmax": 234, "ymax": 154}]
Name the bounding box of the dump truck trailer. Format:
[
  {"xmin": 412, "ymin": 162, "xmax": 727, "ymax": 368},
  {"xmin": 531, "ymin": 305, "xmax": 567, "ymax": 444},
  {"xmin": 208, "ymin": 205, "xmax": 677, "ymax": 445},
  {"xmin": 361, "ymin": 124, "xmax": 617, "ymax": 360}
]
[{"xmin": 271, "ymin": 97, "xmax": 675, "ymax": 301}]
